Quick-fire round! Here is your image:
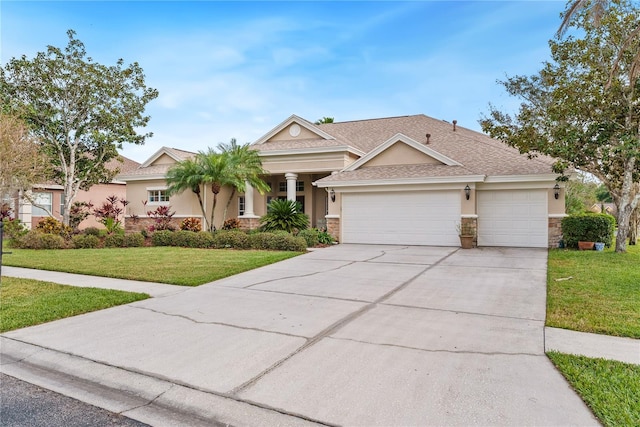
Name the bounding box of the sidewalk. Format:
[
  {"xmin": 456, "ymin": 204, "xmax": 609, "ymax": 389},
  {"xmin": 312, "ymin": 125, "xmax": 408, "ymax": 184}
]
[
  {"xmin": 2, "ymin": 266, "xmax": 187, "ymax": 298},
  {"xmin": 3, "ymin": 266, "xmax": 637, "ymax": 365}
]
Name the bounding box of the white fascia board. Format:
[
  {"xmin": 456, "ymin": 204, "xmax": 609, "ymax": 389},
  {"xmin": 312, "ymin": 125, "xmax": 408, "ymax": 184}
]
[
  {"xmin": 258, "ymin": 146, "xmax": 365, "ymax": 157},
  {"xmin": 315, "ymin": 174, "xmax": 486, "ymax": 188},
  {"xmin": 344, "ymin": 133, "xmax": 461, "ymax": 171},
  {"xmin": 33, "ymin": 183, "xmax": 64, "ymax": 190},
  {"xmin": 117, "ymin": 174, "xmax": 167, "ymax": 182},
  {"xmin": 140, "ymin": 146, "xmax": 183, "ymax": 168},
  {"xmin": 253, "ymin": 114, "xmax": 336, "ymax": 145},
  {"xmin": 484, "ymin": 174, "xmax": 560, "ymax": 183}
]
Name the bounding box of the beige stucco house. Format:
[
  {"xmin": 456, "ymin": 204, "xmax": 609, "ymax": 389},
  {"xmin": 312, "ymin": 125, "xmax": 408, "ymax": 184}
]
[{"xmin": 120, "ymin": 114, "xmax": 566, "ymax": 248}]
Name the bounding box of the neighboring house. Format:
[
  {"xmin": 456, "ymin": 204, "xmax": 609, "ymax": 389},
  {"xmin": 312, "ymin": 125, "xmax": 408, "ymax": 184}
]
[
  {"xmin": 120, "ymin": 114, "xmax": 566, "ymax": 248},
  {"xmin": 589, "ymin": 203, "xmax": 617, "ymax": 216},
  {"xmin": 14, "ymin": 156, "xmax": 140, "ymax": 229}
]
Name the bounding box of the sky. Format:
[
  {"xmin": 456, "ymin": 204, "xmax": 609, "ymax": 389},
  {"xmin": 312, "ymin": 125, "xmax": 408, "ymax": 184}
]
[{"xmin": 1, "ymin": 0, "xmax": 568, "ymax": 164}]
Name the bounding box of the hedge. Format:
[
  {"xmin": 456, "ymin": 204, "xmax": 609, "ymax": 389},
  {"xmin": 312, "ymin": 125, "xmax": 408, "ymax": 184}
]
[{"xmin": 561, "ymin": 214, "xmax": 615, "ymax": 248}]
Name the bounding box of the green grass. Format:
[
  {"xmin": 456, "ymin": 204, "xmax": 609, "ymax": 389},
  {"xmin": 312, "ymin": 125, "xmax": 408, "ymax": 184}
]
[
  {"xmin": 2, "ymin": 247, "xmax": 301, "ymax": 286},
  {"xmin": 0, "ymin": 277, "xmax": 149, "ymax": 333},
  {"xmin": 548, "ymin": 352, "xmax": 640, "ymax": 427},
  {"xmin": 547, "ymin": 244, "xmax": 640, "ymax": 338}
]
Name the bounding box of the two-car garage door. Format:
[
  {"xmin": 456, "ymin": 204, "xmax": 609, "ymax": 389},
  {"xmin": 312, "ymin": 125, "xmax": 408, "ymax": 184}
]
[
  {"xmin": 341, "ymin": 190, "xmax": 460, "ymax": 246},
  {"xmin": 340, "ymin": 189, "xmax": 549, "ymax": 248}
]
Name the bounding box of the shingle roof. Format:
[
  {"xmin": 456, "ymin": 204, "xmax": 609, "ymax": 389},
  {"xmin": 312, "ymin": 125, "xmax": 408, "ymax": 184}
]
[{"xmin": 258, "ymin": 114, "xmax": 555, "ymax": 180}]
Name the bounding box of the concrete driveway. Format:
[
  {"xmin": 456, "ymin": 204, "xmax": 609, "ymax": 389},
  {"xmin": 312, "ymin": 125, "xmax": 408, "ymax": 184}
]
[{"xmin": 1, "ymin": 245, "xmax": 598, "ymax": 426}]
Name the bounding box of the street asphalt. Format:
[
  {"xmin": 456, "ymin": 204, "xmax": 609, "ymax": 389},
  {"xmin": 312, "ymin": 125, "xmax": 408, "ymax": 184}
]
[
  {"xmin": 0, "ymin": 373, "xmax": 148, "ymax": 427},
  {"xmin": 1, "ymin": 245, "xmax": 607, "ymax": 426}
]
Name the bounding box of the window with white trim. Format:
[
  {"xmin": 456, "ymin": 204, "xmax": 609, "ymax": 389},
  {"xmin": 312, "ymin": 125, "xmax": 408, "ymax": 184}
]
[
  {"xmin": 148, "ymin": 189, "xmax": 169, "ymax": 203},
  {"xmin": 278, "ymin": 181, "xmax": 287, "ymax": 192},
  {"xmin": 238, "ymin": 196, "xmax": 245, "ymax": 216},
  {"xmin": 32, "ymin": 192, "xmax": 52, "ymax": 216},
  {"xmin": 296, "ymin": 181, "xmax": 305, "ymax": 192}
]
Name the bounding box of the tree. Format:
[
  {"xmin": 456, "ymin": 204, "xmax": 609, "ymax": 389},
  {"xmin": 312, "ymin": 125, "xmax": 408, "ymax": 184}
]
[
  {"xmin": 166, "ymin": 158, "xmax": 209, "ymax": 231},
  {"xmin": 0, "ymin": 30, "xmax": 158, "ymax": 226},
  {"xmin": 314, "ymin": 117, "xmax": 334, "ymax": 125},
  {"xmin": 480, "ymin": 1, "xmax": 640, "ymax": 252},
  {"xmin": 0, "ymin": 113, "xmax": 49, "ymax": 199},
  {"xmin": 216, "ymin": 138, "xmax": 270, "ymax": 222},
  {"xmin": 558, "ymin": 0, "xmax": 640, "ymax": 86},
  {"xmin": 166, "ymin": 141, "xmax": 270, "ymax": 232}
]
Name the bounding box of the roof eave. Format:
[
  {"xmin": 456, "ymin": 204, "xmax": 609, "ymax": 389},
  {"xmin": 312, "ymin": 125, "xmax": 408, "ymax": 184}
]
[{"xmin": 314, "ymin": 175, "xmax": 486, "ymax": 188}]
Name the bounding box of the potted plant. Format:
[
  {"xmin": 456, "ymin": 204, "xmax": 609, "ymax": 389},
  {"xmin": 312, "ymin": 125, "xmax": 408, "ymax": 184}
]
[{"xmin": 456, "ymin": 222, "xmax": 475, "ymax": 249}]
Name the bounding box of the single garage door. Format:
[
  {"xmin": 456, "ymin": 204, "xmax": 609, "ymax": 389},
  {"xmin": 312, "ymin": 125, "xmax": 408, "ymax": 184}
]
[
  {"xmin": 477, "ymin": 190, "xmax": 548, "ymax": 247},
  {"xmin": 342, "ymin": 190, "xmax": 460, "ymax": 246}
]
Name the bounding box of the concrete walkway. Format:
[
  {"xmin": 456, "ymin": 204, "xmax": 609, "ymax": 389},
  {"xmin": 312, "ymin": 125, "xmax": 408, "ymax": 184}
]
[
  {"xmin": 2, "ymin": 266, "xmax": 187, "ymax": 298},
  {"xmin": 0, "ymin": 245, "xmax": 626, "ymax": 425}
]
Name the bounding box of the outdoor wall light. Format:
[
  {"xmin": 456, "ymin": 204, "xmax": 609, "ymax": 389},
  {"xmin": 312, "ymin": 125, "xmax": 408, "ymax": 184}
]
[
  {"xmin": 554, "ymin": 183, "xmax": 560, "ymax": 200},
  {"xmin": 464, "ymin": 185, "xmax": 471, "ymax": 200},
  {"xmin": 330, "ymin": 188, "xmax": 336, "ymax": 202}
]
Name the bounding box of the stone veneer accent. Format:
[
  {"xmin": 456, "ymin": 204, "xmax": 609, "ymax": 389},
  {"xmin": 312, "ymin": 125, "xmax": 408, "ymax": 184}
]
[
  {"xmin": 548, "ymin": 216, "xmax": 563, "ymax": 248},
  {"xmin": 238, "ymin": 217, "xmax": 261, "ymax": 232},
  {"xmin": 460, "ymin": 216, "xmax": 478, "ymax": 246},
  {"xmin": 326, "ymin": 217, "xmax": 340, "ymax": 242}
]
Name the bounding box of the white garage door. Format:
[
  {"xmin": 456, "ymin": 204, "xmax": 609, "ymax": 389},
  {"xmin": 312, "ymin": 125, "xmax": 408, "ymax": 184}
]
[
  {"xmin": 477, "ymin": 190, "xmax": 548, "ymax": 248},
  {"xmin": 342, "ymin": 190, "xmax": 460, "ymax": 246}
]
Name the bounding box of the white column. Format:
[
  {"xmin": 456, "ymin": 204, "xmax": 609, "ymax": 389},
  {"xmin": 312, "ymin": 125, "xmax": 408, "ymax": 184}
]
[
  {"xmin": 285, "ymin": 172, "xmax": 298, "ymax": 202},
  {"xmin": 243, "ymin": 182, "xmax": 255, "ymax": 217}
]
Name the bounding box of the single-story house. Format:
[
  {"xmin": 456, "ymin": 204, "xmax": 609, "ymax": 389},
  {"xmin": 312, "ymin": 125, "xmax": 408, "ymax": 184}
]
[
  {"xmin": 11, "ymin": 155, "xmax": 140, "ymax": 229},
  {"xmin": 119, "ymin": 114, "xmax": 566, "ymax": 248}
]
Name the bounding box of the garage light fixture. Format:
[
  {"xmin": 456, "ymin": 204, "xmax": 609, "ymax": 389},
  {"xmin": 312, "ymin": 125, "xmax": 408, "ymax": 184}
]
[
  {"xmin": 464, "ymin": 185, "xmax": 471, "ymax": 200},
  {"xmin": 554, "ymin": 183, "xmax": 560, "ymax": 199},
  {"xmin": 330, "ymin": 188, "xmax": 336, "ymax": 202}
]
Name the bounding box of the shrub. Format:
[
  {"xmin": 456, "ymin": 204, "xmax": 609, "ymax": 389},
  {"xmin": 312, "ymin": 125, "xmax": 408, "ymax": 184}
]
[
  {"xmin": 317, "ymin": 229, "xmax": 335, "ymax": 245},
  {"xmin": 193, "ymin": 231, "xmax": 215, "ymax": 248},
  {"xmin": 180, "ymin": 217, "xmax": 202, "ymax": 232},
  {"xmin": 298, "ymin": 228, "xmax": 319, "ymax": 247},
  {"xmin": 269, "ymin": 234, "xmax": 307, "ymax": 251},
  {"xmin": 123, "ymin": 233, "xmax": 145, "ymax": 248},
  {"xmin": 248, "ymin": 232, "xmax": 277, "ymax": 250},
  {"xmin": 72, "ymin": 234, "xmax": 100, "ymax": 249},
  {"xmin": 1, "ymin": 218, "xmax": 27, "ymax": 240},
  {"xmin": 259, "ymin": 199, "xmax": 309, "ymax": 233},
  {"xmin": 213, "ymin": 230, "xmax": 250, "ymax": 249},
  {"xmin": 172, "ymin": 230, "xmax": 199, "ymax": 247},
  {"xmin": 151, "ymin": 230, "xmax": 174, "ymax": 247},
  {"xmin": 69, "ymin": 201, "xmax": 93, "ymax": 230},
  {"xmin": 561, "ymin": 214, "xmax": 615, "ymax": 248},
  {"xmin": 36, "ymin": 217, "xmax": 71, "ymax": 237},
  {"xmin": 222, "ymin": 218, "xmax": 240, "ymax": 230},
  {"xmin": 103, "ymin": 233, "xmax": 125, "ymax": 248},
  {"xmin": 93, "ymin": 195, "xmax": 128, "ymax": 233},
  {"xmin": 83, "ymin": 227, "xmax": 101, "ymax": 236},
  {"xmin": 13, "ymin": 231, "xmax": 67, "ymax": 249},
  {"xmin": 147, "ymin": 205, "xmax": 175, "ymax": 231}
]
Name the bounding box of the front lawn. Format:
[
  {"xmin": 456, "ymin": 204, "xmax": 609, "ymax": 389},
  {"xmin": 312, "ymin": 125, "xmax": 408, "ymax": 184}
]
[
  {"xmin": 2, "ymin": 247, "xmax": 301, "ymax": 286},
  {"xmin": 0, "ymin": 277, "xmax": 149, "ymax": 333},
  {"xmin": 548, "ymin": 352, "xmax": 640, "ymax": 427},
  {"xmin": 546, "ymin": 244, "xmax": 640, "ymax": 338}
]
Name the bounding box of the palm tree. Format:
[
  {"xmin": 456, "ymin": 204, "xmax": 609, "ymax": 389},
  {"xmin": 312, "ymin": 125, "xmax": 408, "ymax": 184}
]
[
  {"xmin": 166, "ymin": 158, "xmax": 209, "ymax": 231},
  {"xmin": 217, "ymin": 139, "xmax": 270, "ymax": 222},
  {"xmin": 314, "ymin": 117, "xmax": 334, "ymax": 125},
  {"xmin": 197, "ymin": 148, "xmax": 237, "ymax": 231}
]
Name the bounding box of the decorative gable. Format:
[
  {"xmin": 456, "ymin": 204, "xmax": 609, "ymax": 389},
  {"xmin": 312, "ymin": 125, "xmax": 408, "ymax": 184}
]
[
  {"xmin": 140, "ymin": 147, "xmax": 186, "ymax": 168},
  {"xmin": 345, "ymin": 134, "xmax": 461, "ymax": 171},
  {"xmin": 254, "ymin": 114, "xmax": 335, "ymax": 145}
]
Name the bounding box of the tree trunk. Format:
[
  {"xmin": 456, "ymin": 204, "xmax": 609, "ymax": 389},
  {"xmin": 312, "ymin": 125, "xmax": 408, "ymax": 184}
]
[
  {"xmin": 223, "ymin": 188, "xmax": 236, "ymax": 225},
  {"xmin": 629, "ymin": 208, "xmax": 639, "ymax": 245},
  {"xmin": 192, "ymin": 187, "xmax": 209, "ymax": 231},
  {"xmin": 614, "ymin": 157, "xmax": 639, "ymax": 253}
]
